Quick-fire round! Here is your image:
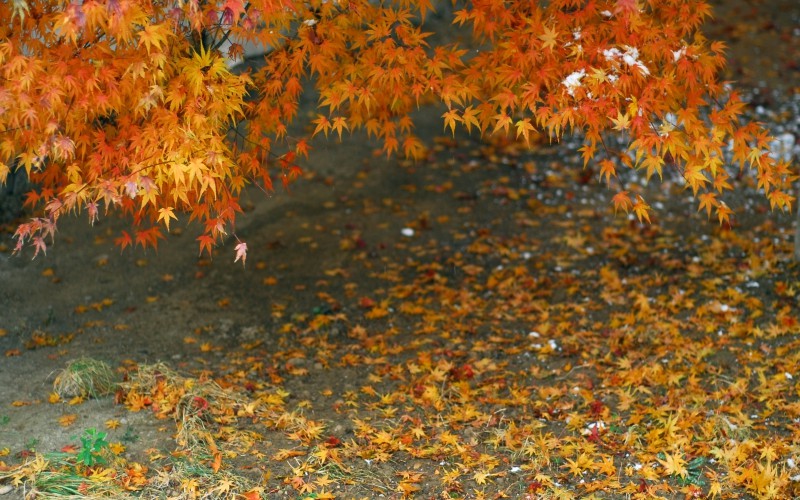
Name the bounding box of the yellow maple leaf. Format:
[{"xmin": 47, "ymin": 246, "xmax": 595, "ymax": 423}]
[
  {"xmin": 331, "ymin": 116, "xmax": 349, "ymax": 140},
  {"xmin": 272, "ymin": 449, "xmax": 306, "ymax": 461},
  {"xmin": 212, "ymin": 478, "xmax": 234, "ymax": 495},
  {"xmin": 157, "ymin": 207, "xmax": 177, "ymax": 232},
  {"xmin": 641, "ymin": 154, "xmax": 664, "ymax": 181},
  {"xmin": 398, "ymin": 481, "xmax": 421, "ymax": 495},
  {"xmin": 312, "ymin": 115, "xmax": 331, "ymax": 137},
  {"xmin": 716, "ymin": 201, "xmax": 733, "ymax": 225},
  {"xmin": 461, "ymin": 106, "xmax": 481, "ymax": 133},
  {"xmin": 109, "ymin": 442, "xmax": 126, "ymax": 455},
  {"xmin": 565, "ymin": 453, "xmax": 592, "ymax": 477},
  {"xmin": 539, "ymin": 25, "xmax": 558, "ymax": 50},
  {"xmin": 138, "ymin": 23, "xmax": 171, "ymax": 53},
  {"xmin": 632, "ymin": 195, "xmax": 651, "ymax": 223},
  {"xmin": 611, "ymin": 191, "xmax": 633, "ymax": 214},
  {"xmin": 87, "ymin": 466, "xmax": 116, "ymax": 482},
  {"xmin": 315, "ymin": 474, "xmax": 335, "ymax": 488},
  {"xmin": 515, "ymin": 118, "xmax": 536, "ymax": 144},
  {"xmin": 59, "ymin": 414, "xmax": 77, "ymax": 427},
  {"xmin": 658, "ymin": 451, "xmax": 688, "ymax": 478},
  {"xmin": 697, "ymin": 192, "xmax": 717, "ymax": 217},
  {"xmin": 598, "ymin": 159, "xmax": 616, "ymax": 184},
  {"xmin": 442, "ymin": 109, "xmax": 460, "ymax": 136},
  {"xmin": 472, "ymin": 470, "xmax": 493, "ymax": 485},
  {"xmin": 611, "ymin": 111, "xmax": 630, "ymax": 131}
]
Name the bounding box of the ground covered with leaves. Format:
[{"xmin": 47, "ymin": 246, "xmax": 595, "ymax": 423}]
[{"xmin": 1, "ymin": 1, "xmax": 800, "ymax": 499}]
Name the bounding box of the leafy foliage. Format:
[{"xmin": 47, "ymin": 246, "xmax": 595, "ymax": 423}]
[
  {"xmin": 0, "ymin": 0, "xmax": 795, "ymax": 260},
  {"xmin": 74, "ymin": 428, "xmax": 109, "ymax": 467}
]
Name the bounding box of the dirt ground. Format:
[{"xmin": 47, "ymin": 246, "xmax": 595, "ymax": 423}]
[{"xmin": 1, "ymin": 1, "xmax": 799, "ymax": 499}]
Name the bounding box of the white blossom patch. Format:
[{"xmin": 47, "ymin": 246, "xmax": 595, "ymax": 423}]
[
  {"xmin": 562, "ymin": 69, "xmax": 586, "ymax": 96},
  {"xmin": 603, "ymin": 46, "xmax": 650, "ymax": 76}
]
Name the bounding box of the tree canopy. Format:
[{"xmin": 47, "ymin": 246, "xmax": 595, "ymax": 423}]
[{"xmin": 1, "ymin": 0, "xmax": 795, "ymax": 261}]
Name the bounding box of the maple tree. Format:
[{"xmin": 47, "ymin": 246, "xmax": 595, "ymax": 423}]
[{"xmin": 1, "ymin": 0, "xmax": 795, "ymax": 261}]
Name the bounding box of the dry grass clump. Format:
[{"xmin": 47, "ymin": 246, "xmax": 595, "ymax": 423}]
[
  {"xmin": 120, "ymin": 362, "xmax": 247, "ymax": 449},
  {"xmin": 52, "ymin": 358, "xmax": 117, "ymax": 399}
]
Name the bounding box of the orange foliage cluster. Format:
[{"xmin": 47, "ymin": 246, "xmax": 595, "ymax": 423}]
[{"xmin": 0, "ymin": 0, "xmax": 795, "ymax": 259}]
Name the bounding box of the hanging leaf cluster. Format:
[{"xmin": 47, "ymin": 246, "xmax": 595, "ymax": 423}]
[{"xmin": 0, "ymin": 0, "xmax": 794, "ymax": 259}]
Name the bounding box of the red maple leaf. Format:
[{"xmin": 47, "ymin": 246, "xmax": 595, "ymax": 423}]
[
  {"xmin": 222, "ymin": 0, "xmax": 246, "ymax": 25},
  {"xmin": 615, "ymin": 0, "xmax": 638, "ymax": 15}
]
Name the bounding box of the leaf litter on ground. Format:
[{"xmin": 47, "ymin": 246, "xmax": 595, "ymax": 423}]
[{"xmin": 1, "ymin": 122, "xmax": 799, "ymax": 499}]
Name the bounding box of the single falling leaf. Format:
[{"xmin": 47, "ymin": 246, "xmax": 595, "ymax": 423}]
[{"xmin": 234, "ymin": 241, "xmax": 247, "ymax": 266}]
